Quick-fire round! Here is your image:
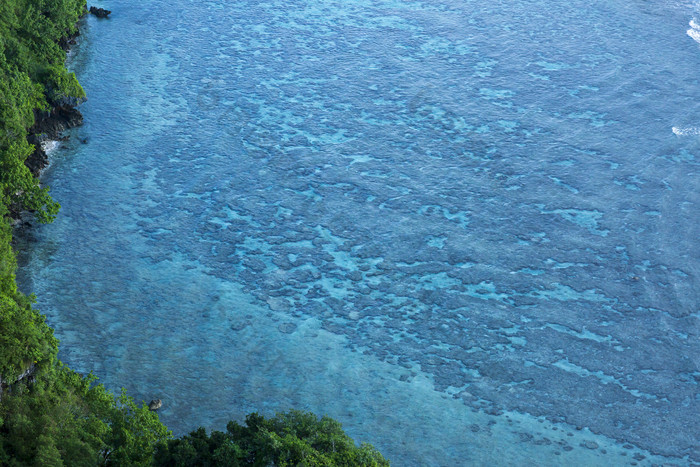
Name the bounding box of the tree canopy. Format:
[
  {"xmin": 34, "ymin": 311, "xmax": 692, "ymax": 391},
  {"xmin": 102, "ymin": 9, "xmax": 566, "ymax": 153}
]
[
  {"xmin": 0, "ymin": 0, "xmax": 86, "ymax": 223},
  {"xmin": 154, "ymin": 410, "xmax": 390, "ymax": 467}
]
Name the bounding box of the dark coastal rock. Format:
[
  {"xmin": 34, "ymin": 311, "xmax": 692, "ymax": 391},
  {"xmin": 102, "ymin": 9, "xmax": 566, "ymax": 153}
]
[
  {"xmin": 89, "ymin": 6, "xmax": 111, "ymax": 18},
  {"xmin": 11, "ymin": 101, "xmax": 84, "ymax": 217},
  {"xmin": 52, "ymin": 94, "xmax": 87, "ymax": 109},
  {"xmin": 58, "ymin": 30, "xmax": 80, "ymax": 51},
  {"xmin": 148, "ymin": 399, "xmax": 162, "ymax": 411},
  {"xmin": 32, "ymin": 106, "xmax": 84, "ymax": 140},
  {"xmin": 24, "ymin": 134, "xmax": 50, "ymax": 178},
  {"xmin": 25, "ymin": 106, "xmax": 84, "ymax": 177}
]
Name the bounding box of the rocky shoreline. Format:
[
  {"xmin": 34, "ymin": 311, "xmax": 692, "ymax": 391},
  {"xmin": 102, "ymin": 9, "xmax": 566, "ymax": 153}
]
[
  {"xmin": 12, "ymin": 24, "xmax": 87, "ymax": 221},
  {"xmin": 21, "ymin": 4, "xmax": 111, "ymax": 192},
  {"xmin": 24, "ymin": 105, "xmax": 84, "ymax": 177}
]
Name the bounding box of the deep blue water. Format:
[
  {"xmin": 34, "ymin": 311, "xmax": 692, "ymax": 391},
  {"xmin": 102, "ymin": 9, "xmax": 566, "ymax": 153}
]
[{"xmin": 15, "ymin": 0, "xmax": 700, "ymax": 464}]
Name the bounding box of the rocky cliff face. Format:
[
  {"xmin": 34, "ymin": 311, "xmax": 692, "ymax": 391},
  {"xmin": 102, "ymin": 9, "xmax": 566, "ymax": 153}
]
[
  {"xmin": 25, "ymin": 105, "xmax": 84, "ymax": 177},
  {"xmin": 0, "ymin": 364, "xmax": 36, "ymax": 401}
]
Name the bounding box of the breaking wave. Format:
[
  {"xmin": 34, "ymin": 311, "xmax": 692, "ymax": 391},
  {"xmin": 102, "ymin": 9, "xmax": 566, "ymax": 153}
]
[
  {"xmin": 672, "ymin": 126, "xmax": 700, "ymax": 135},
  {"xmin": 688, "ymin": 18, "xmax": 700, "ymax": 44}
]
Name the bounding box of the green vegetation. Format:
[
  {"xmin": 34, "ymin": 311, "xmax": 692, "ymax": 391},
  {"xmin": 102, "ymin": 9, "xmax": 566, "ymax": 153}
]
[
  {"xmin": 1, "ymin": 370, "xmax": 171, "ymax": 466},
  {"xmin": 0, "ymin": 0, "xmax": 84, "ymax": 387},
  {"xmin": 154, "ymin": 411, "xmax": 389, "ymax": 467},
  {"xmin": 0, "ymin": 1, "xmax": 389, "ymax": 465},
  {"xmin": 1, "ymin": 0, "xmax": 86, "ymax": 223},
  {"xmin": 0, "ymin": 5, "xmax": 172, "ymax": 463}
]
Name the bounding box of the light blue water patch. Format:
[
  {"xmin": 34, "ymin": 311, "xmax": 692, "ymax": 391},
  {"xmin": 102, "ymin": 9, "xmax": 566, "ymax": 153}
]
[
  {"xmin": 553, "ymin": 359, "xmax": 658, "ymax": 401},
  {"xmin": 16, "ymin": 0, "xmax": 700, "ymax": 464},
  {"xmin": 544, "ymin": 323, "xmax": 621, "ymax": 345},
  {"xmin": 534, "ymin": 61, "xmax": 572, "ymax": 71},
  {"xmin": 538, "ymin": 205, "xmax": 610, "ymax": 236},
  {"xmin": 426, "ymin": 235, "xmax": 446, "ymax": 248},
  {"xmin": 516, "ymin": 268, "xmax": 545, "ymax": 276}
]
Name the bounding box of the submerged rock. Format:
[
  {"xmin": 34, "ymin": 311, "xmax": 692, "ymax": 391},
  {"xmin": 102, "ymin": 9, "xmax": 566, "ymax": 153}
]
[
  {"xmin": 278, "ymin": 322, "xmax": 297, "ymax": 334},
  {"xmin": 581, "ymin": 440, "xmax": 599, "ymax": 450}
]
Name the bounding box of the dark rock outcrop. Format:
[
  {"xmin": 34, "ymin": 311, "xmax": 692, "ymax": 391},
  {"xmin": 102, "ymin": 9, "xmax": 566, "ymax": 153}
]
[
  {"xmin": 32, "ymin": 106, "xmax": 84, "ymax": 139},
  {"xmin": 10, "ymin": 27, "xmax": 87, "ymax": 221},
  {"xmin": 25, "ymin": 106, "xmax": 84, "ymax": 177},
  {"xmin": 89, "ymin": 6, "xmax": 111, "ymax": 18},
  {"xmin": 148, "ymin": 399, "xmax": 163, "ymax": 411},
  {"xmin": 58, "ymin": 29, "xmax": 80, "ymax": 51},
  {"xmin": 0, "ymin": 364, "xmax": 37, "ymax": 401}
]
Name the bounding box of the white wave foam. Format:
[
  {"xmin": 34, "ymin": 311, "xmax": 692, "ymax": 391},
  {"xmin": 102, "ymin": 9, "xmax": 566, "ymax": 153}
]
[
  {"xmin": 40, "ymin": 140, "xmax": 60, "ymax": 154},
  {"xmin": 688, "ymin": 28, "xmax": 700, "ymax": 43},
  {"xmin": 672, "ymin": 126, "xmax": 700, "ymax": 135},
  {"xmin": 688, "ymin": 18, "xmax": 700, "ymax": 44}
]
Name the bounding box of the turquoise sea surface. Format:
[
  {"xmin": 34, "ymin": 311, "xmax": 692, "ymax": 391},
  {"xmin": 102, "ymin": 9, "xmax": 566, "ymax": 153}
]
[{"xmin": 16, "ymin": 0, "xmax": 700, "ymax": 465}]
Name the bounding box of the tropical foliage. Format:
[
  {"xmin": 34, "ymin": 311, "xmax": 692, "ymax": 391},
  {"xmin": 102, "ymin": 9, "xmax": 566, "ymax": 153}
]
[
  {"xmin": 0, "ymin": 0, "xmax": 86, "ymax": 222},
  {"xmin": 154, "ymin": 410, "xmax": 389, "ymax": 467},
  {"xmin": 1, "ymin": 369, "xmax": 171, "ymax": 466},
  {"xmin": 0, "ymin": 2, "xmax": 173, "ymax": 462}
]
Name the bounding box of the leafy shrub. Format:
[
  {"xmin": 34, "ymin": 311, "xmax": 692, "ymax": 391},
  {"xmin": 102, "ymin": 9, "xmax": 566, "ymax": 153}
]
[{"xmin": 154, "ymin": 410, "xmax": 390, "ymax": 467}]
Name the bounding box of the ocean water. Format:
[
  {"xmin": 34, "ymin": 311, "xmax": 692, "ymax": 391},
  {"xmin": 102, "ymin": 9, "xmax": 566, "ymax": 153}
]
[{"xmin": 15, "ymin": 0, "xmax": 700, "ymax": 465}]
